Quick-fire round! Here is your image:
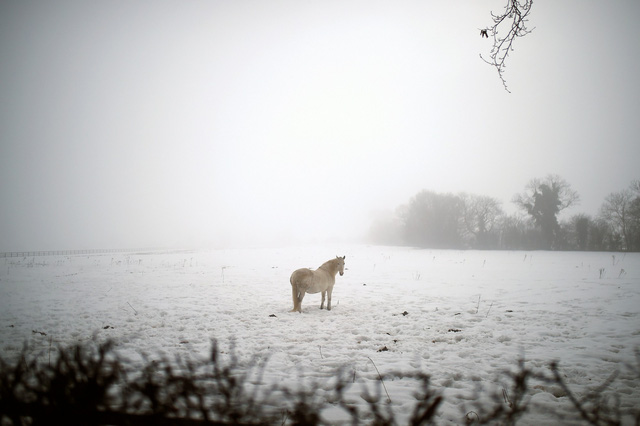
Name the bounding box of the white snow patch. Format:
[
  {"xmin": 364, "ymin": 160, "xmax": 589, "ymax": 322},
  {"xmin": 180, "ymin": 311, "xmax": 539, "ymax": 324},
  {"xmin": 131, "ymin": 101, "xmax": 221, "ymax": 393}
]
[{"xmin": 1, "ymin": 246, "xmax": 639, "ymax": 424}]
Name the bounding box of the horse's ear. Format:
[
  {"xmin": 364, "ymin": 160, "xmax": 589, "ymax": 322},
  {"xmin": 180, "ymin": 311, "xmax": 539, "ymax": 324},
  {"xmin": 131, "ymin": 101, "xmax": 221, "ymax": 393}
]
[{"xmin": 342, "ymin": 255, "xmax": 346, "ymax": 260}]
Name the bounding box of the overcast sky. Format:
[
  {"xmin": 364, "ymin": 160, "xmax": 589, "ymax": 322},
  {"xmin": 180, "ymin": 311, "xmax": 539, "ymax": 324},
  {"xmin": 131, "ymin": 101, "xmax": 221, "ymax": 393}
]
[{"xmin": 1, "ymin": 1, "xmax": 639, "ymax": 251}]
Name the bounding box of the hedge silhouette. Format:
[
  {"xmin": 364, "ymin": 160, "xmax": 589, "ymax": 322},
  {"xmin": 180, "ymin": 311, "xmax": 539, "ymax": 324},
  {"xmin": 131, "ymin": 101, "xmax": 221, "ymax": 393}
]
[{"xmin": 1, "ymin": 341, "xmax": 638, "ymax": 425}]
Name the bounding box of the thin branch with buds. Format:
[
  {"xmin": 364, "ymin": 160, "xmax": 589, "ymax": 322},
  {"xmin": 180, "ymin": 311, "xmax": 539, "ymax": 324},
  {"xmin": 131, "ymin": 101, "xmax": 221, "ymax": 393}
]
[{"xmin": 480, "ymin": 0, "xmax": 534, "ymax": 92}]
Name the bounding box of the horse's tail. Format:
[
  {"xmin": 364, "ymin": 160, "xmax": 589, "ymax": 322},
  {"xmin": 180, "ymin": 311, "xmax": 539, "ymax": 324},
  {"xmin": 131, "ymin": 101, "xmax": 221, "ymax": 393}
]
[{"xmin": 290, "ymin": 274, "xmax": 301, "ymax": 312}]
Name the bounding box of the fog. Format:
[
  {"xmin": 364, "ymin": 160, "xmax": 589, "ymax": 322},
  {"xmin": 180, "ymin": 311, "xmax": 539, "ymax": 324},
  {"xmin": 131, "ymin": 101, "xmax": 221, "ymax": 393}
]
[{"xmin": 1, "ymin": 1, "xmax": 639, "ymax": 251}]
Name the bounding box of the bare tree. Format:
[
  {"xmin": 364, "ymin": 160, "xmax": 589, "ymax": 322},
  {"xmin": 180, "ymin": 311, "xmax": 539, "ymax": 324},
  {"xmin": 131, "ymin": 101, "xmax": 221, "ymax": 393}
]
[
  {"xmin": 600, "ymin": 183, "xmax": 640, "ymax": 251},
  {"xmin": 631, "ymin": 180, "xmax": 640, "ymax": 249},
  {"xmin": 513, "ymin": 175, "xmax": 580, "ymax": 249},
  {"xmin": 403, "ymin": 190, "xmax": 465, "ymax": 248},
  {"xmin": 461, "ymin": 193, "xmax": 504, "ymax": 248},
  {"xmin": 480, "ymin": 0, "xmax": 534, "ymax": 92},
  {"xmin": 569, "ymin": 214, "xmax": 591, "ymax": 251}
]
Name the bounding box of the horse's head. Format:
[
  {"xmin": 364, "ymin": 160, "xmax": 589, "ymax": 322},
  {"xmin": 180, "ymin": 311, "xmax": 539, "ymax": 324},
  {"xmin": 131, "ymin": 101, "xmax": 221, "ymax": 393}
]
[{"xmin": 336, "ymin": 255, "xmax": 345, "ymax": 276}]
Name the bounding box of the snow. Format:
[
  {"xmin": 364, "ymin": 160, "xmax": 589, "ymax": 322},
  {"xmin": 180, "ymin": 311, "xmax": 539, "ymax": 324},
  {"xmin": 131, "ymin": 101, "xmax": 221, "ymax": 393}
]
[{"xmin": 1, "ymin": 246, "xmax": 639, "ymax": 424}]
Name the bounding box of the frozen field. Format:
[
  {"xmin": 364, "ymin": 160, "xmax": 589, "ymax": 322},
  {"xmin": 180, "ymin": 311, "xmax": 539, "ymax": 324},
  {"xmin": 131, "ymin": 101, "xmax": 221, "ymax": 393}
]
[{"xmin": 1, "ymin": 246, "xmax": 639, "ymax": 424}]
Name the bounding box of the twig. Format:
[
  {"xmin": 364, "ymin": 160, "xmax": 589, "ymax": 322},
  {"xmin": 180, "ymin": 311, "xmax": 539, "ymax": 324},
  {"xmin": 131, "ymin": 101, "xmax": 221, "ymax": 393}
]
[
  {"xmin": 476, "ymin": 295, "xmax": 481, "ymax": 314},
  {"xmin": 480, "ymin": 0, "xmax": 534, "ymax": 92},
  {"xmin": 127, "ymin": 302, "xmax": 138, "ymax": 315},
  {"xmin": 319, "ymin": 345, "xmax": 324, "ymax": 359},
  {"xmin": 550, "ymin": 362, "xmax": 601, "ymax": 424},
  {"xmin": 503, "ymin": 388, "xmax": 512, "ymax": 407},
  {"xmin": 367, "ymin": 357, "xmax": 391, "ymax": 403},
  {"xmin": 486, "ymin": 302, "xmax": 494, "ymax": 318}
]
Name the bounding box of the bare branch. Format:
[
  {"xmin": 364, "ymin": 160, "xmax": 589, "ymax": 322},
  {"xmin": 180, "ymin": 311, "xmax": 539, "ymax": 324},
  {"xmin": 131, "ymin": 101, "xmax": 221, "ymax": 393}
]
[{"xmin": 480, "ymin": 0, "xmax": 534, "ymax": 92}]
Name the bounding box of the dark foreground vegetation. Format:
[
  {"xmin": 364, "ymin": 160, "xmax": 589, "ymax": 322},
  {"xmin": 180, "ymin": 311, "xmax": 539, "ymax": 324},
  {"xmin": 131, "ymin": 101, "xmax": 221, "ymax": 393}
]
[{"xmin": 1, "ymin": 341, "xmax": 638, "ymax": 425}]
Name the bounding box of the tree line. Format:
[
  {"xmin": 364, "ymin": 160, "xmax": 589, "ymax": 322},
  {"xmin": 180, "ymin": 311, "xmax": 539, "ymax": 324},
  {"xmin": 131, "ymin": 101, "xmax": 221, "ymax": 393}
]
[{"xmin": 368, "ymin": 175, "xmax": 640, "ymax": 252}]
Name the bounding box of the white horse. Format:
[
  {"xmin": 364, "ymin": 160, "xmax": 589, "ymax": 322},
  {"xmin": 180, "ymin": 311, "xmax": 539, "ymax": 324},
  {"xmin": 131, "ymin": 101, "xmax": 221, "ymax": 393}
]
[{"xmin": 289, "ymin": 256, "xmax": 345, "ymax": 313}]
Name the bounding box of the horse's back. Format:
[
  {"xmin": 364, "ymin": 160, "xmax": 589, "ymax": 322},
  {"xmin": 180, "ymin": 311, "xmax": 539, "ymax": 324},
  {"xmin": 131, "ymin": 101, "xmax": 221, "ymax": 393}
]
[
  {"xmin": 291, "ymin": 267, "xmax": 331, "ymax": 294},
  {"xmin": 290, "ymin": 268, "xmax": 313, "ymax": 285}
]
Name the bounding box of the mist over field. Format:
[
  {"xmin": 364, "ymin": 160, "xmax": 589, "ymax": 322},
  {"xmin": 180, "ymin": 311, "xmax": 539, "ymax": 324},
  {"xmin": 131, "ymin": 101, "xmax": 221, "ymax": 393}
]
[{"xmin": 1, "ymin": 1, "xmax": 639, "ymax": 251}]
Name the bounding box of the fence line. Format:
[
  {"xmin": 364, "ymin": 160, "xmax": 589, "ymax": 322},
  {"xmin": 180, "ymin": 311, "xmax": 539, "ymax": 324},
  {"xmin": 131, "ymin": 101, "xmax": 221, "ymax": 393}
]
[{"xmin": 0, "ymin": 249, "xmax": 157, "ymax": 258}]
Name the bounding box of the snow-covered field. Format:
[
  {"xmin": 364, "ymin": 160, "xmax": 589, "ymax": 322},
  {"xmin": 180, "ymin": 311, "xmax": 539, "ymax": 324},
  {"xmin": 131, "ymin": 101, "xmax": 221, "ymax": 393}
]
[{"xmin": 1, "ymin": 246, "xmax": 639, "ymax": 424}]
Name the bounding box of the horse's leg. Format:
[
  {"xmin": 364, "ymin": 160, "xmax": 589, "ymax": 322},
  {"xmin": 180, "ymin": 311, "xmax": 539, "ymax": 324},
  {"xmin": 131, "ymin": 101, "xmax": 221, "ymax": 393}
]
[
  {"xmin": 290, "ymin": 283, "xmax": 297, "ymax": 312},
  {"xmin": 320, "ymin": 291, "xmax": 326, "ymax": 309},
  {"xmin": 296, "ymin": 290, "xmax": 305, "ymax": 313},
  {"xmin": 326, "ymin": 286, "xmax": 334, "ymax": 311}
]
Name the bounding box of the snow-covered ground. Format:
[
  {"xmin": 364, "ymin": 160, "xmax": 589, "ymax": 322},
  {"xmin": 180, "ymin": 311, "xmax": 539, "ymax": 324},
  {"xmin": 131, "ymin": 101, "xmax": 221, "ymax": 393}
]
[{"xmin": 1, "ymin": 246, "xmax": 639, "ymax": 424}]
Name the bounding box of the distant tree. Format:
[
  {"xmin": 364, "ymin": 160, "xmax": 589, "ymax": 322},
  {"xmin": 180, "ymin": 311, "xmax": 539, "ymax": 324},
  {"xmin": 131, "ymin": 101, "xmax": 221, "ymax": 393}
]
[
  {"xmin": 600, "ymin": 180, "xmax": 640, "ymax": 251},
  {"xmin": 461, "ymin": 193, "xmax": 504, "ymax": 249},
  {"xmin": 555, "ymin": 219, "xmax": 572, "ymax": 250},
  {"xmin": 557, "ymin": 214, "xmax": 596, "ymax": 251},
  {"xmin": 587, "ymin": 218, "xmax": 611, "ymax": 251},
  {"xmin": 480, "ymin": 0, "xmax": 534, "ymax": 92},
  {"xmin": 630, "ymin": 179, "xmax": 640, "ymax": 196},
  {"xmin": 513, "ymin": 175, "xmax": 580, "ymax": 250},
  {"xmin": 559, "ymin": 214, "xmax": 592, "ymax": 251},
  {"xmin": 496, "ymin": 213, "xmax": 538, "ymax": 250},
  {"xmin": 600, "ymin": 190, "xmax": 633, "ymax": 251},
  {"xmin": 629, "ymin": 180, "xmax": 640, "ymax": 250},
  {"xmin": 572, "ymin": 214, "xmax": 591, "ymax": 251},
  {"xmin": 497, "ymin": 214, "xmax": 521, "ymax": 249},
  {"xmin": 402, "ymin": 191, "xmax": 464, "ymax": 248}
]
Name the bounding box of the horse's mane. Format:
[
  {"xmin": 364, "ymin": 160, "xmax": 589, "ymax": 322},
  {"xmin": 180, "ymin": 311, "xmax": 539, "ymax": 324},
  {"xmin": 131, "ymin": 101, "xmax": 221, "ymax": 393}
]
[{"xmin": 318, "ymin": 258, "xmax": 340, "ymax": 272}]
